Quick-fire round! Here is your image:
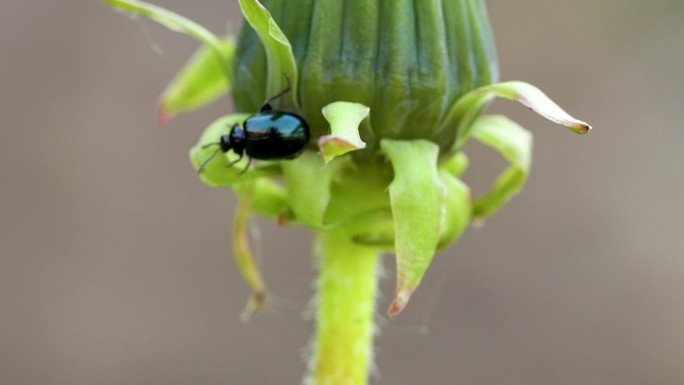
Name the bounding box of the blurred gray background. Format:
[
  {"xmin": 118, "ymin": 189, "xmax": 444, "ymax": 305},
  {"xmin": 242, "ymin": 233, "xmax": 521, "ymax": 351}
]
[{"xmin": 2, "ymin": 1, "xmax": 683, "ymax": 384}]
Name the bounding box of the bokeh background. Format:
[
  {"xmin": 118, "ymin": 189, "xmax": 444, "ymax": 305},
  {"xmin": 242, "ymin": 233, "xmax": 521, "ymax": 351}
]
[{"xmin": 2, "ymin": 1, "xmax": 683, "ymax": 384}]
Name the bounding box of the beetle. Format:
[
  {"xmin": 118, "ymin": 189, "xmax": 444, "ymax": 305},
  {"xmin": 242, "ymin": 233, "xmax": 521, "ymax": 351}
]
[{"xmin": 197, "ymin": 86, "xmax": 310, "ymax": 174}]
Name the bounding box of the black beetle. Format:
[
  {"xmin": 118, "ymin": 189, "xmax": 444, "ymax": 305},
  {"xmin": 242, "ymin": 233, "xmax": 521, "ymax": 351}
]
[{"xmin": 197, "ymin": 86, "xmax": 310, "ymax": 174}]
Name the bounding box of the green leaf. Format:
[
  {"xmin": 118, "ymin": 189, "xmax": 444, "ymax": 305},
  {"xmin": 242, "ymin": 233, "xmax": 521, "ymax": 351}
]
[
  {"xmin": 236, "ymin": 0, "xmax": 299, "ymax": 109},
  {"xmin": 189, "ymin": 114, "xmax": 281, "ymax": 186},
  {"xmin": 157, "ymin": 38, "xmax": 235, "ymax": 123},
  {"xmin": 318, "ymin": 102, "xmax": 369, "ymax": 163},
  {"xmin": 469, "ymin": 115, "xmax": 533, "ymax": 220},
  {"xmin": 381, "ymin": 139, "xmax": 445, "ymax": 316},
  {"xmin": 105, "ymin": 0, "xmax": 230, "ymax": 83}
]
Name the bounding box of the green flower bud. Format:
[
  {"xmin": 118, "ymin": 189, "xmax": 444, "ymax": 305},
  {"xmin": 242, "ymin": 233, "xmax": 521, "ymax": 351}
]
[
  {"xmin": 233, "ymin": 0, "xmax": 499, "ymax": 154},
  {"xmin": 107, "ymin": 1, "xmax": 592, "ymax": 383}
]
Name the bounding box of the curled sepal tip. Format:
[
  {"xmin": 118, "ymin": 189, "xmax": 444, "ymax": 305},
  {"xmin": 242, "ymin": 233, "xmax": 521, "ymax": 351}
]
[
  {"xmin": 318, "ymin": 102, "xmax": 369, "ymax": 163},
  {"xmin": 442, "ymin": 81, "xmax": 591, "ymax": 150},
  {"xmin": 381, "ymin": 140, "xmax": 446, "ymax": 316},
  {"xmin": 475, "ymin": 81, "xmax": 592, "ymax": 134},
  {"xmin": 236, "ymin": 0, "xmax": 299, "ymax": 109},
  {"xmin": 469, "ymin": 115, "xmax": 533, "ymax": 220},
  {"xmin": 486, "ymin": 81, "xmax": 590, "ymax": 134},
  {"xmin": 233, "ymin": 182, "xmax": 266, "ymax": 322}
]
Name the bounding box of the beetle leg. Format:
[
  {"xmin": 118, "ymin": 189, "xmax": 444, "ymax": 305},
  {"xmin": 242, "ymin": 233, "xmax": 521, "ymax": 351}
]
[
  {"xmin": 238, "ymin": 157, "xmax": 253, "ymax": 175},
  {"xmin": 227, "ymin": 154, "xmax": 243, "ymax": 168}
]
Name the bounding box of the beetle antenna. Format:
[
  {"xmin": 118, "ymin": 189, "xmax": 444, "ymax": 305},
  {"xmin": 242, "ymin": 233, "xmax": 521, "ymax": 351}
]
[
  {"xmin": 259, "ymin": 79, "xmax": 292, "ymax": 112},
  {"xmin": 264, "ymin": 86, "xmax": 291, "ymax": 104},
  {"xmin": 196, "ymin": 148, "xmax": 222, "ymax": 175},
  {"xmin": 201, "ymin": 142, "xmax": 220, "ymax": 149}
]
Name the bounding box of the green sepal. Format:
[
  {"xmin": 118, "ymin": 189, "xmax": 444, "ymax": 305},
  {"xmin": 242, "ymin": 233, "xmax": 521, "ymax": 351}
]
[
  {"xmin": 323, "ymin": 164, "xmax": 392, "ymax": 227},
  {"xmin": 324, "ymin": 165, "xmax": 394, "ymax": 246},
  {"xmin": 157, "ymin": 37, "xmax": 235, "ymax": 123},
  {"xmin": 439, "ymin": 80, "xmax": 591, "ymax": 151},
  {"xmin": 345, "ymin": 210, "xmax": 395, "ymax": 248},
  {"xmin": 329, "ymin": 170, "xmax": 471, "ymax": 251},
  {"xmin": 236, "ymin": 0, "xmax": 299, "ymax": 109},
  {"xmin": 105, "ymin": 0, "xmax": 230, "ymax": 82},
  {"xmin": 189, "ymin": 114, "xmax": 281, "ymax": 186},
  {"xmin": 318, "ymin": 102, "xmax": 369, "ymax": 163},
  {"xmin": 440, "ymin": 151, "xmax": 469, "ymax": 178},
  {"xmin": 281, "ymin": 152, "xmax": 344, "ymax": 228},
  {"xmin": 473, "ymin": 81, "xmax": 592, "ymax": 134},
  {"xmin": 381, "ymin": 139, "xmax": 445, "ymax": 316},
  {"xmin": 232, "ymin": 182, "xmax": 267, "ymax": 322},
  {"xmin": 468, "ymin": 115, "xmax": 533, "ymax": 220},
  {"xmin": 437, "ymin": 171, "xmax": 471, "ymax": 250},
  {"xmin": 233, "ymin": 179, "xmax": 290, "ymax": 221}
]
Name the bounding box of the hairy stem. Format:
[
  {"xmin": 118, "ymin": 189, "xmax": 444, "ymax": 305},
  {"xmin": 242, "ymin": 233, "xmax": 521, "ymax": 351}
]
[{"xmin": 308, "ymin": 229, "xmax": 381, "ymax": 385}]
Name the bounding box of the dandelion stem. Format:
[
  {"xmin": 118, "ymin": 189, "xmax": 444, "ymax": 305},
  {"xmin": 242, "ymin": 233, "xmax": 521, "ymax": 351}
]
[{"xmin": 308, "ymin": 229, "xmax": 380, "ymax": 385}]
